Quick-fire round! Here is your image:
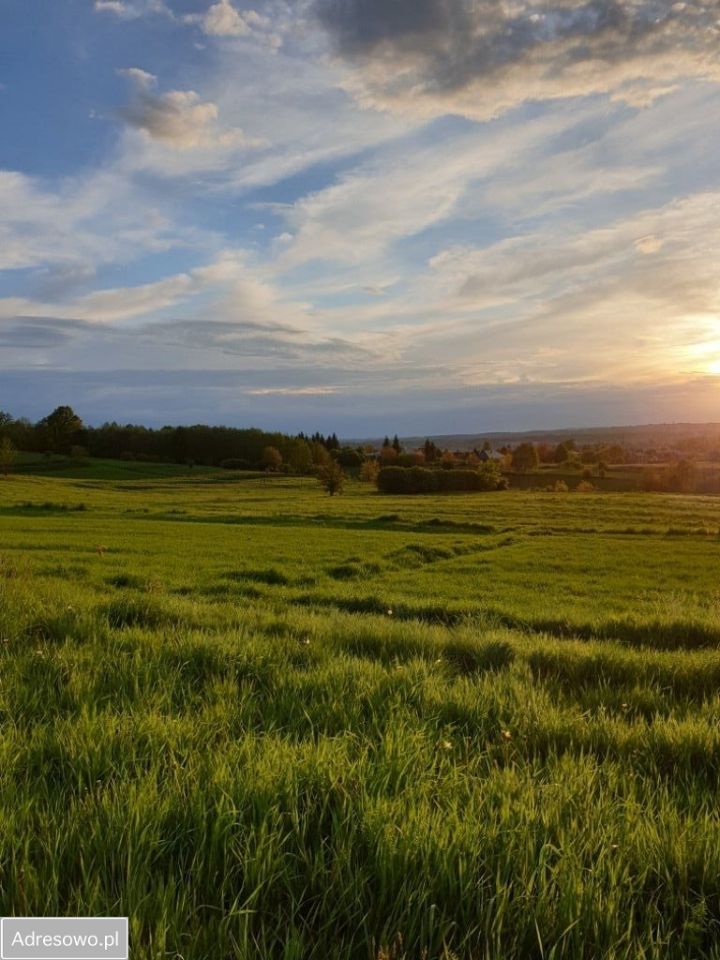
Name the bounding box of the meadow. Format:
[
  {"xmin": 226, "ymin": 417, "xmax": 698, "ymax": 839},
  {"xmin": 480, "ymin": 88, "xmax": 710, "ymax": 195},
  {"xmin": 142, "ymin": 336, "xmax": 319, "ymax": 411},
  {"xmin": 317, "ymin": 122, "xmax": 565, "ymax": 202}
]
[{"xmin": 1, "ymin": 468, "xmax": 720, "ymax": 959}]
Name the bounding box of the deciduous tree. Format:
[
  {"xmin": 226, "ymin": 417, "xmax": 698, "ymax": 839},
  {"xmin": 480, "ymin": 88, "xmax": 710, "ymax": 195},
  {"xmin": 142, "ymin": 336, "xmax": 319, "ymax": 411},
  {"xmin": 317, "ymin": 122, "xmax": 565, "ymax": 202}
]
[
  {"xmin": 511, "ymin": 442, "xmax": 539, "ymax": 473},
  {"xmin": 38, "ymin": 405, "xmax": 83, "ymax": 454},
  {"xmin": 318, "ymin": 460, "xmax": 344, "ymax": 496},
  {"xmin": 262, "ymin": 446, "xmax": 283, "ymax": 472}
]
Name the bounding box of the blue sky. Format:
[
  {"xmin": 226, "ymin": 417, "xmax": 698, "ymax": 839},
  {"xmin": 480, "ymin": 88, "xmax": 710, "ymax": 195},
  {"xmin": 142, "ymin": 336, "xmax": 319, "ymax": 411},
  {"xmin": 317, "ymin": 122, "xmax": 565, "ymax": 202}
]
[{"xmin": 2, "ymin": 0, "xmax": 720, "ymax": 435}]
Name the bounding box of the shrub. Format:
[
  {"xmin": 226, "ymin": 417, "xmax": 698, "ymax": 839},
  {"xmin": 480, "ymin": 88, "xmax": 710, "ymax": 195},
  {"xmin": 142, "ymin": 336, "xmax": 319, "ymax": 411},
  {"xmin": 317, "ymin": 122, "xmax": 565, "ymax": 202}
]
[
  {"xmin": 641, "ymin": 469, "xmax": 664, "ymax": 492},
  {"xmin": 318, "ymin": 460, "xmax": 344, "ymax": 495},
  {"xmin": 575, "ymin": 480, "xmax": 595, "ymax": 492},
  {"xmin": 334, "ymin": 447, "xmax": 364, "ymax": 468},
  {"xmin": 262, "ymin": 446, "xmax": 283, "ymax": 472},
  {"xmin": 359, "ymin": 459, "xmax": 380, "ymax": 484},
  {"xmin": 377, "ymin": 466, "xmax": 437, "ymax": 494},
  {"xmin": 669, "ymin": 459, "xmax": 698, "ymax": 493},
  {"xmin": 396, "ymin": 452, "xmax": 425, "ymax": 467},
  {"xmin": 376, "ymin": 463, "xmax": 503, "ymax": 494}
]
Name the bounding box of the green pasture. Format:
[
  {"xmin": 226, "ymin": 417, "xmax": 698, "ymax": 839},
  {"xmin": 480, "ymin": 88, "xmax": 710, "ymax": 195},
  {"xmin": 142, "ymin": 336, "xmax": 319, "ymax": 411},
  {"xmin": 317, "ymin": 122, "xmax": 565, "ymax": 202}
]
[
  {"xmin": 1, "ymin": 472, "xmax": 720, "ymax": 958},
  {"xmin": 13, "ymin": 452, "xmax": 222, "ymax": 480}
]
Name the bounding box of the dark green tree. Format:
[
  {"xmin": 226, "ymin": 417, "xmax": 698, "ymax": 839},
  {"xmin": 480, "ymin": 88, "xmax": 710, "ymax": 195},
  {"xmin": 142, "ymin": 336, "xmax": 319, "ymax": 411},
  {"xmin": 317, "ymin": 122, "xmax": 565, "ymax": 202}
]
[
  {"xmin": 287, "ymin": 439, "xmax": 313, "ymax": 474},
  {"xmin": 423, "ymin": 438, "xmax": 440, "ymax": 462},
  {"xmin": 511, "ymin": 442, "xmax": 539, "ymax": 473},
  {"xmin": 38, "ymin": 406, "xmax": 83, "ymax": 454}
]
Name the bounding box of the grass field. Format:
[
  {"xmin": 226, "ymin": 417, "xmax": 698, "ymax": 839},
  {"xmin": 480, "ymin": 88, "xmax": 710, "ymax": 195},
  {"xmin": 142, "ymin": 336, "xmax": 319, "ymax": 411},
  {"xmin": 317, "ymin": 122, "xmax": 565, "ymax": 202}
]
[
  {"xmin": 2, "ymin": 471, "xmax": 720, "ymax": 958},
  {"xmin": 13, "ymin": 452, "xmax": 222, "ymax": 480}
]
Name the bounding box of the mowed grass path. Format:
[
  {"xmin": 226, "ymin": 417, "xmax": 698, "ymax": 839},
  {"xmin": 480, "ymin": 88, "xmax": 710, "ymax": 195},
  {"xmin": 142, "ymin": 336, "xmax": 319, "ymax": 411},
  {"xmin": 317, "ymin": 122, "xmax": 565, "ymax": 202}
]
[{"xmin": 2, "ymin": 473, "xmax": 720, "ymax": 958}]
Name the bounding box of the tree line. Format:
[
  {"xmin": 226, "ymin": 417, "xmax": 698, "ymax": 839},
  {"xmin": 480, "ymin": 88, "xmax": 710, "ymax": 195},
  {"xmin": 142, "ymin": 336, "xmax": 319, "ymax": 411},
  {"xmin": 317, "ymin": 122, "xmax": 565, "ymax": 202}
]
[
  {"xmin": 1, "ymin": 406, "xmax": 713, "ymax": 495},
  {"xmin": 0, "ymin": 407, "xmax": 353, "ymax": 474}
]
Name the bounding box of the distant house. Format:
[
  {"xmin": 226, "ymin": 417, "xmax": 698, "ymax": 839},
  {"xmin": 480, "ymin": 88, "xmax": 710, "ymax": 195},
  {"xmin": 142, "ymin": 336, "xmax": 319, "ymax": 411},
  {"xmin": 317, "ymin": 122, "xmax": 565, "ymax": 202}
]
[{"xmin": 478, "ymin": 448, "xmax": 503, "ymax": 463}]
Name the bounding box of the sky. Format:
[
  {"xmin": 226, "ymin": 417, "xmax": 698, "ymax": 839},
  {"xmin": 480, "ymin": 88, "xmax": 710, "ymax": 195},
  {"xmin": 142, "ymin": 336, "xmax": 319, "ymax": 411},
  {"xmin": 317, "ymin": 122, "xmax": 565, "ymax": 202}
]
[{"xmin": 1, "ymin": 0, "xmax": 720, "ymax": 436}]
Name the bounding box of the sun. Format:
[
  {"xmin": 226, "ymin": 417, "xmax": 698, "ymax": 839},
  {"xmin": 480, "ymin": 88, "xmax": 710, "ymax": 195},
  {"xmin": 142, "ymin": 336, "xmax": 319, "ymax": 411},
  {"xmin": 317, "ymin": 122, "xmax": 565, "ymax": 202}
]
[{"xmin": 682, "ymin": 330, "xmax": 720, "ymax": 375}]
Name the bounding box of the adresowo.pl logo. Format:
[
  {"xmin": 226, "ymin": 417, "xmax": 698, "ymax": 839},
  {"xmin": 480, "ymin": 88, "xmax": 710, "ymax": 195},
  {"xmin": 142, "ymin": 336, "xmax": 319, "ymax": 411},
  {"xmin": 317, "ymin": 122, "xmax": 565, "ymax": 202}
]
[{"xmin": 1, "ymin": 918, "xmax": 128, "ymax": 960}]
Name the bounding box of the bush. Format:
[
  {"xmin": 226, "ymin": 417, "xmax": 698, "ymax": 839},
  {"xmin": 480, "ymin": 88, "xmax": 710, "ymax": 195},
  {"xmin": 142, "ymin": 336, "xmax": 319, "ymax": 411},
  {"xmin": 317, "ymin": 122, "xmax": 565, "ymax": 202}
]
[
  {"xmin": 376, "ymin": 463, "xmax": 503, "ymax": 494},
  {"xmin": 262, "ymin": 446, "xmax": 282, "ymax": 472},
  {"xmin": 318, "ymin": 460, "xmax": 344, "ymax": 495},
  {"xmin": 396, "ymin": 452, "xmax": 425, "ymax": 468},
  {"xmin": 359, "ymin": 460, "xmax": 380, "ymax": 484},
  {"xmin": 575, "ymin": 480, "xmax": 595, "ymax": 492},
  {"xmin": 641, "ymin": 470, "xmax": 664, "ymax": 492},
  {"xmin": 640, "ymin": 460, "xmax": 699, "ymax": 494},
  {"xmin": 669, "ymin": 459, "xmax": 698, "ymax": 493},
  {"xmin": 551, "ymin": 480, "xmax": 569, "ymax": 493},
  {"xmin": 377, "ymin": 466, "xmax": 437, "ymax": 494},
  {"xmin": 334, "ymin": 447, "xmax": 364, "ymax": 468}
]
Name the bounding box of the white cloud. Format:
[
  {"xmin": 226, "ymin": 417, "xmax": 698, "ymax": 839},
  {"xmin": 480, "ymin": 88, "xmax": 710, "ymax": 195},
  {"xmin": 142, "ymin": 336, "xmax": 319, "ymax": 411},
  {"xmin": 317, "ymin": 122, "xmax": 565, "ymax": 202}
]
[
  {"xmin": 202, "ymin": 0, "xmax": 252, "ymax": 37},
  {"xmin": 94, "ymin": 1, "xmax": 129, "ymax": 15},
  {"xmin": 635, "ymin": 235, "xmax": 664, "ymax": 254},
  {"xmin": 94, "ymin": 0, "xmax": 171, "ymax": 19},
  {"xmin": 119, "ymin": 68, "xmax": 267, "ymax": 151},
  {"xmin": 245, "ymin": 385, "xmax": 338, "ymax": 395},
  {"xmin": 180, "ymin": 0, "xmax": 283, "ymax": 48}
]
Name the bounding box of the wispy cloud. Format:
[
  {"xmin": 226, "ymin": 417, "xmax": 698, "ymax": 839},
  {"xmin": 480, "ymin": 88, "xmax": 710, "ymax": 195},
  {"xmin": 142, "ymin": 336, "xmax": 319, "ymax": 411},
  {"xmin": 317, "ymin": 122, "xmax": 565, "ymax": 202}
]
[
  {"xmin": 245, "ymin": 385, "xmax": 339, "ymax": 395},
  {"xmin": 94, "ymin": 0, "xmax": 172, "ymax": 20},
  {"xmin": 0, "ymin": 169, "xmax": 211, "ymax": 272},
  {"xmin": 276, "ymin": 109, "xmax": 578, "ymax": 266}
]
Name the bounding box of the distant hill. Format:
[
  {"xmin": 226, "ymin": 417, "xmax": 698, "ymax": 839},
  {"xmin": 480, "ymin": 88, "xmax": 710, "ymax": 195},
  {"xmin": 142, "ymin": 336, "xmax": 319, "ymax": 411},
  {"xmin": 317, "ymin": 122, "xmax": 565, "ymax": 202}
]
[{"xmin": 349, "ymin": 423, "xmax": 720, "ymax": 452}]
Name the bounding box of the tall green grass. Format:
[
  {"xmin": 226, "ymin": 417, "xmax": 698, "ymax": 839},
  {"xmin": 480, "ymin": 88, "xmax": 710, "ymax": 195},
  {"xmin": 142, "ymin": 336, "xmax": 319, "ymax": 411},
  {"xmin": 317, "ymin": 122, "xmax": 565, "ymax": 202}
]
[{"xmin": 1, "ymin": 475, "xmax": 720, "ymax": 957}]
